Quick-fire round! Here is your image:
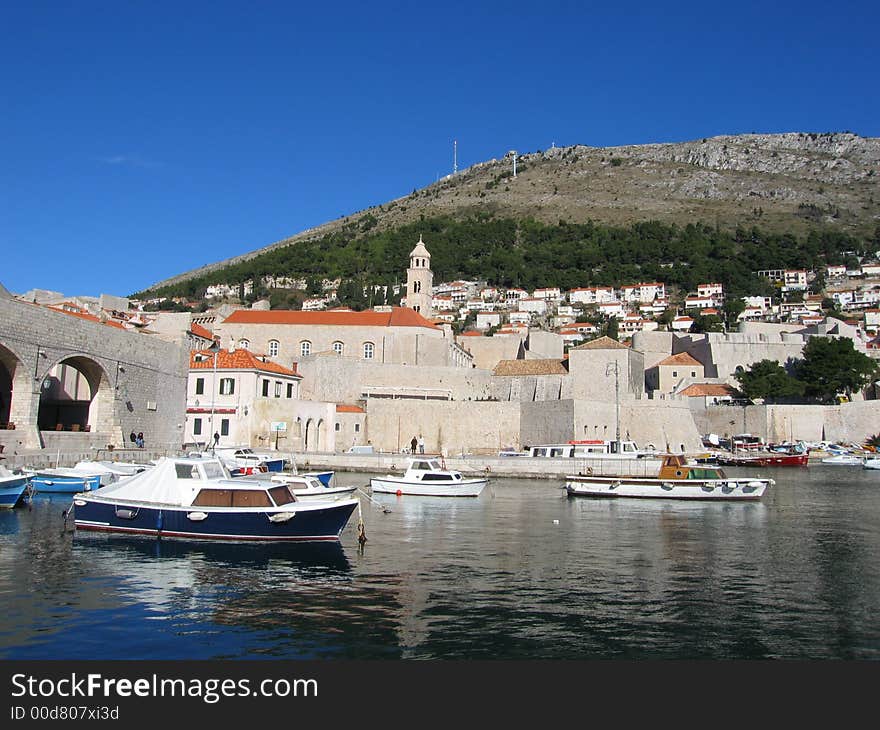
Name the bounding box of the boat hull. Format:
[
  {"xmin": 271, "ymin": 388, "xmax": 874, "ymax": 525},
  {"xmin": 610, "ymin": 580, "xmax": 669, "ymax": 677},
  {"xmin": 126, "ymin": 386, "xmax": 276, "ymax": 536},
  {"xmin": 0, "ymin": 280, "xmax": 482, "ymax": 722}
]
[
  {"xmin": 0, "ymin": 476, "xmax": 30, "ymax": 509},
  {"xmin": 370, "ymin": 476, "xmax": 487, "ymax": 497},
  {"xmin": 717, "ymin": 453, "xmax": 809, "ymax": 467},
  {"xmin": 565, "ymin": 476, "xmax": 770, "ymax": 500},
  {"xmin": 72, "ymin": 498, "xmax": 359, "ymax": 542},
  {"xmin": 30, "ymin": 472, "xmax": 102, "ymax": 493}
]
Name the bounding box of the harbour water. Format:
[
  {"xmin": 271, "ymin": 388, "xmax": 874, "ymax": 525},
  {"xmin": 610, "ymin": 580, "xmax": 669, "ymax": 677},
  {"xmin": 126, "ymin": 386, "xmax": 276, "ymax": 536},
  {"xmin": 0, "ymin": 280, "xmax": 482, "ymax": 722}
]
[{"xmin": 1, "ymin": 466, "xmax": 879, "ymax": 660}]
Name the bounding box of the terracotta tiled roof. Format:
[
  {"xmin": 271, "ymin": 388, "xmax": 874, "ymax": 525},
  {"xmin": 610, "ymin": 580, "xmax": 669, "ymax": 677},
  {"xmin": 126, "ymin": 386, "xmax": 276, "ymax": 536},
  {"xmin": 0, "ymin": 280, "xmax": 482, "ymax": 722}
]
[
  {"xmin": 678, "ymin": 383, "xmax": 736, "ymax": 397},
  {"xmin": 657, "ymin": 352, "xmax": 703, "ymax": 367},
  {"xmin": 493, "ymin": 359, "xmax": 569, "ymax": 376},
  {"xmin": 459, "ymin": 331, "xmax": 483, "ymax": 337},
  {"xmin": 570, "ymin": 336, "xmax": 629, "ymax": 350},
  {"xmin": 189, "ymin": 323, "xmax": 214, "ymax": 340},
  {"xmin": 189, "ymin": 349, "xmax": 300, "ymax": 377},
  {"xmin": 223, "ymin": 306, "xmax": 439, "ymax": 329},
  {"xmin": 46, "ymin": 305, "xmax": 127, "ymax": 330},
  {"xmin": 335, "ymin": 404, "xmax": 365, "ymax": 413}
]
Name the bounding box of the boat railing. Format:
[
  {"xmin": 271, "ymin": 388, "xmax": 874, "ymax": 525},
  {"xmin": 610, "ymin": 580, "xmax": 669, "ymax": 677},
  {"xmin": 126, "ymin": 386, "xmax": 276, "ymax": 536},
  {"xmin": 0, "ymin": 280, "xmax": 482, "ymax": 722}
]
[{"xmin": 572, "ymin": 457, "xmax": 662, "ymax": 478}]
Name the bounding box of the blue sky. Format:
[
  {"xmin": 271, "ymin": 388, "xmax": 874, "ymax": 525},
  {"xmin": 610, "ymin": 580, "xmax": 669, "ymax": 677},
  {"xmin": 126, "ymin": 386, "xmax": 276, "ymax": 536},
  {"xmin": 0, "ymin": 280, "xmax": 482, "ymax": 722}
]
[{"xmin": 2, "ymin": 0, "xmax": 877, "ymax": 297}]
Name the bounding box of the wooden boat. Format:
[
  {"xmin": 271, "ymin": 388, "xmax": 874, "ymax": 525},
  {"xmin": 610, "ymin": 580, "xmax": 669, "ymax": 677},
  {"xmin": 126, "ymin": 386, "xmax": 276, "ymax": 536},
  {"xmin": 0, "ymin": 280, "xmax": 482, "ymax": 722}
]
[
  {"xmin": 371, "ymin": 458, "xmax": 488, "ymax": 497},
  {"xmin": 246, "ymin": 472, "xmax": 358, "ymax": 502},
  {"xmin": 715, "ymin": 452, "xmax": 809, "ymax": 467},
  {"xmin": 72, "ymin": 455, "xmax": 359, "ymax": 542},
  {"xmin": 565, "ymin": 454, "xmax": 773, "ymax": 500}
]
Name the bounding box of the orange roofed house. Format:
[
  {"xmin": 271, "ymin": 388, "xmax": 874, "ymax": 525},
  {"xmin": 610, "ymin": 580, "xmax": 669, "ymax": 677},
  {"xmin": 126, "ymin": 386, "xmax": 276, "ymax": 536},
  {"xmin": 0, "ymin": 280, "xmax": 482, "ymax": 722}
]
[
  {"xmin": 186, "ymin": 348, "xmax": 365, "ymax": 452},
  {"xmin": 645, "ymin": 352, "xmax": 705, "ymax": 394}
]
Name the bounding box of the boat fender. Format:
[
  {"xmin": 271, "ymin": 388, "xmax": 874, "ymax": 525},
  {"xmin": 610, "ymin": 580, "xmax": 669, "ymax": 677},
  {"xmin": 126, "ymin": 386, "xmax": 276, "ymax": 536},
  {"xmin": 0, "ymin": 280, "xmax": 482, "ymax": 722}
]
[
  {"xmin": 156, "ymin": 510, "xmax": 163, "ymax": 538},
  {"xmin": 396, "ymin": 489, "xmax": 402, "ymax": 496},
  {"xmin": 584, "ymin": 467, "xmax": 593, "ymax": 476}
]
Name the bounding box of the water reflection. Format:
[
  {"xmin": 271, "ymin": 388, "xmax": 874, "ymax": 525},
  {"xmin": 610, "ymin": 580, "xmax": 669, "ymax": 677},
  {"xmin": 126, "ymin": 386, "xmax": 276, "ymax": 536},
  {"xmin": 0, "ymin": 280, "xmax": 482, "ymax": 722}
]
[{"xmin": 1, "ymin": 468, "xmax": 879, "ymax": 659}]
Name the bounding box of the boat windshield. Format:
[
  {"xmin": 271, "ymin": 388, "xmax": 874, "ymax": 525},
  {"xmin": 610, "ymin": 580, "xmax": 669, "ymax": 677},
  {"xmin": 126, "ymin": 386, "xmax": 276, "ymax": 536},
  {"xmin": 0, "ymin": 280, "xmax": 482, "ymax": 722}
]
[
  {"xmin": 202, "ymin": 462, "xmax": 226, "ymax": 480},
  {"xmin": 687, "ymin": 467, "xmax": 722, "ymax": 479}
]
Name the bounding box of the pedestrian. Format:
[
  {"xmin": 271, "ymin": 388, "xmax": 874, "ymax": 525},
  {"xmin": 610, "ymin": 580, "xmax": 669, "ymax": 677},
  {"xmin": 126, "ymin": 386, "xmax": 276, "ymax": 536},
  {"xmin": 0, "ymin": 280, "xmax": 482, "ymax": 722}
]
[
  {"xmin": 129, "ymin": 431, "xmax": 137, "ymax": 446},
  {"xmin": 213, "ymin": 432, "xmax": 220, "ymax": 448},
  {"xmin": 137, "ymin": 432, "xmax": 144, "ymax": 448},
  {"xmin": 410, "ymin": 435, "xmax": 417, "ymax": 454},
  {"xmin": 418, "ymin": 434, "xmax": 425, "ymax": 454}
]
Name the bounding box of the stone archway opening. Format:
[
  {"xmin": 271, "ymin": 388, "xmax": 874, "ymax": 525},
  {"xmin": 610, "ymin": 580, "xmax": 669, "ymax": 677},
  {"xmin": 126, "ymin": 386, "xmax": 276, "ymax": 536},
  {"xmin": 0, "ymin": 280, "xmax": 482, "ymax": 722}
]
[
  {"xmin": 304, "ymin": 418, "xmax": 314, "ymax": 451},
  {"xmin": 0, "ymin": 344, "xmax": 20, "ymax": 427},
  {"xmin": 37, "ymin": 356, "xmax": 110, "ymax": 433},
  {"xmin": 316, "ymin": 418, "xmax": 324, "ymax": 452}
]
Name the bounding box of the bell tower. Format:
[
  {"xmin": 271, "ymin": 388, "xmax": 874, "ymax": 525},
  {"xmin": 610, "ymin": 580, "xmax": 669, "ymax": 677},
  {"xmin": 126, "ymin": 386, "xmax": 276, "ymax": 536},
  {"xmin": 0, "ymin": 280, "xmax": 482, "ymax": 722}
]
[{"xmin": 405, "ymin": 234, "xmax": 433, "ymax": 317}]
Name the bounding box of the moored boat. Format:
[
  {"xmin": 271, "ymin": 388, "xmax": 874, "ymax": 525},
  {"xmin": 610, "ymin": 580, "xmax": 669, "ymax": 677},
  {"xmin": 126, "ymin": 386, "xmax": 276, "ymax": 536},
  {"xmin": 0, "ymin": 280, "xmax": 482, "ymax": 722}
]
[
  {"xmin": 863, "ymin": 457, "xmax": 880, "ymax": 470},
  {"xmin": 213, "ymin": 446, "xmax": 286, "ymax": 472},
  {"xmin": 27, "ymin": 467, "xmax": 103, "ymax": 493},
  {"xmin": 72, "ymin": 455, "xmax": 359, "ymax": 542},
  {"xmin": 565, "ymin": 454, "xmax": 773, "ymax": 500},
  {"xmin": 251, "ymin": 472, "xmax": 358, "ymax": 502},
  {"xmin": 371, "ymin": 458, "xmax": 488, "ymax": 497},
  {"xmin": 820, "ymin": 453, "xmax": 865, "ymax": 466},
  {"xmin": 716, "ymin": 452, "xmax": 809, "ymax": 467},
  {"xmin": 0, "ymin": 466, "xmax": 31, "ymax": 509}
]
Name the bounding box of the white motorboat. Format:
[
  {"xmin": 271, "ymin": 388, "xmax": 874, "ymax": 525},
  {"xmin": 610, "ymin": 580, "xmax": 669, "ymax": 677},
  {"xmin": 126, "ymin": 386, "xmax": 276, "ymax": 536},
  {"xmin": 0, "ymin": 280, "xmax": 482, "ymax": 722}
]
[
  {"xmin": 862, "ymin": 457, "xmax": 880, "ymax": 470},
  {"xmin": 249, "ymin": 472, "xmax": 358, "ymax": 502},
  {"xmin": 370, "ymin": 458, "xmax": 488, "ymax": 497},
  {"xmin": 565, "ymin": 454, "xmax": 773, "ymax": 500},
  {"xmin": 820, "ymin": 453, "xmax": 865, "ymax": 465}
]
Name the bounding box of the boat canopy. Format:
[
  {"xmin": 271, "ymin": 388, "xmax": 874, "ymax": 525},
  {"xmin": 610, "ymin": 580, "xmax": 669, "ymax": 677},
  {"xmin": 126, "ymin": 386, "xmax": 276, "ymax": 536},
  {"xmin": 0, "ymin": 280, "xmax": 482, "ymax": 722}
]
[{"xmin": 85, "ymin": 456, "xmax": 234, "ymax": 507}]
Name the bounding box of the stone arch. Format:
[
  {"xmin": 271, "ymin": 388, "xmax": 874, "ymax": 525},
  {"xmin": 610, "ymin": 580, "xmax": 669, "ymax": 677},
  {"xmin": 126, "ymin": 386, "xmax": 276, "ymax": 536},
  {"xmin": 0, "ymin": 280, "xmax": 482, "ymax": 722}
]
[
  {"xmin": 36, "ymin": 354, "xmax": 115, "ymax": 433},
  {"xmin": 0, "ymin": 342, "xmax": 27, "ymax": 427},
  {"xmin": 316, "ymin": 418, "xmax": 324, "ymax": 451},
  {"xmin": 304, "ymin": 417, "xmax": 314, "ymax": 451}
]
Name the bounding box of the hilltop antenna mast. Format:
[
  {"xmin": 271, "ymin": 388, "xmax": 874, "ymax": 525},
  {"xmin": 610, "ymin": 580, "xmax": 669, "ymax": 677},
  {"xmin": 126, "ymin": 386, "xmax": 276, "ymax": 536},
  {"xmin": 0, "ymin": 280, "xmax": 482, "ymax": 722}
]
[
  {"xmin": 453, "ymin": 140, "xmax": 458, "ymax": 175},
  {"xmin": 509, "ymin": 150, "xmax": 518, "ymax": 178}
]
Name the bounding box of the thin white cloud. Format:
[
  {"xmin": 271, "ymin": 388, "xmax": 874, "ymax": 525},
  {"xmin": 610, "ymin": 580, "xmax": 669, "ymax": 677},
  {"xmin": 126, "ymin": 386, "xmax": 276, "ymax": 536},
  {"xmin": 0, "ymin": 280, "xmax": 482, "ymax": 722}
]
[{"xmin": 99, "ymin": 154, "xmax": 164, "ymax": 169}]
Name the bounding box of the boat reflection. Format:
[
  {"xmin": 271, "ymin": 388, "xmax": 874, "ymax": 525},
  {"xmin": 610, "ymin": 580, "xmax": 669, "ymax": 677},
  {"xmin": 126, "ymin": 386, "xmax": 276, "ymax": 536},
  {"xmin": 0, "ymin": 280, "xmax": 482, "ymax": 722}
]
[{"xmin": 74, "ymin": 532, "xmax": 353, "ymax": 572}]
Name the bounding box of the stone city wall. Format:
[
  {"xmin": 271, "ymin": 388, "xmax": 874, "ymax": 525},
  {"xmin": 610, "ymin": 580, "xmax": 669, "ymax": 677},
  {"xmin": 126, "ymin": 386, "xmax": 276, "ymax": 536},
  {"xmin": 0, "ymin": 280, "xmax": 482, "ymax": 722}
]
[{"xmin": 0, "ymin": 294, "xmax": 188, "ymax": 452}]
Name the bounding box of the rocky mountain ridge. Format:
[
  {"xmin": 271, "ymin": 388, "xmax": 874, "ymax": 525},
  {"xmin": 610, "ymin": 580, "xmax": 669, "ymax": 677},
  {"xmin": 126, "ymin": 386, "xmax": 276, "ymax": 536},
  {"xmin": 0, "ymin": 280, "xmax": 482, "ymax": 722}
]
[{"xmin": 148, "ymin": 132, "xmax": 879, "ymax": 292}]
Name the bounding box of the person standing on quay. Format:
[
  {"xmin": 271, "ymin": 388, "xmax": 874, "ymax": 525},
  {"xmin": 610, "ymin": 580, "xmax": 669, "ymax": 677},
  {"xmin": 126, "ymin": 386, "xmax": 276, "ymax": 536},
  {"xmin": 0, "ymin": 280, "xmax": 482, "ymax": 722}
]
[
  {"xmin": 410, "ymin": 435, "xmax": 418, "ymax": 454},
  {"xmin": 137, "ymin": 432, "xmax": 144, "ymax": 448},
  {"xmin": 418, "ymin": 434, "xmax": 425, "ymax": 454}
]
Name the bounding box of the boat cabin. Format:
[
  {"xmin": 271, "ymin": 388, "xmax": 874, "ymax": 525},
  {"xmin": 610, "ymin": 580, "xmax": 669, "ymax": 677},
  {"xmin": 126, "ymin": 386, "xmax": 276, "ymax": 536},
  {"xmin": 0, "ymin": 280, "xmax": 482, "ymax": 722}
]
[
  {"xmin": 657, "ymin": 455, "xmax": 725, "ymax": 480},
  {"xmin": 405, "ymin": 459, "xmax": 463, "ymax": 481},
  {"xmin": 191, "ymin": 483, "xmax": 296, "ymax": 508}
]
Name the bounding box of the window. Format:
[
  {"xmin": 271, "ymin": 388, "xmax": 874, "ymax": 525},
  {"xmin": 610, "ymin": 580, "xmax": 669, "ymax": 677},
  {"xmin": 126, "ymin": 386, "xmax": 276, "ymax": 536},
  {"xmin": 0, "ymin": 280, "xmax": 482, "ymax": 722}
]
[
  {"xmin": 193, "ymin": 417, "xmax": 203, "ymax": 435},
  {"xmin": 238, "ymin": 339, "xmax": 250, "ymax": 350},
  {"xmin": 219, "ymin": 378, "xmax": 235, "ymax": 395},
  {"xmin": 220, "ymin": 419, "xmax": 229, "ymax": 436},
  {"xmin": 262, "ymin": 379, "xmax": 270, "ymax": 397},
  {"xmin": 335, "ymin": 423, "xmax": 340, "ymax": 432},
  {"xmin": 300, "ymin": 341, "xmax": 311, "ymax": 357},
  {"xmin": 275, "ymin": 381, "xmax": 282, "ymax": 398},
  {"xmin": 333, "ymin": 341, "xmax": 344, "ymax": 355},
  {"xmin": 195, "ymin": 377, "xmax": 205, "ymax": 395},
  {"xmin": 691, "ymin": 371, "xmax": 696, "ymax": 377},
  {"xmin": 355, "ymin": 424, "xmax": 360, "ymax": 433},
  {"xmin": 672, "ymin": 371, "xmax": 678, "ymax": 377},
  {"xmin": 268, "ymin": 340, "xmax": 279, "ymax": 357},
  {"xmin": 286, "ymin": 383, "xmax": 294, "ymax": 398},
  {"xmin": 363, "ymin": 342, "xmax": 375, "ymax": 359}
]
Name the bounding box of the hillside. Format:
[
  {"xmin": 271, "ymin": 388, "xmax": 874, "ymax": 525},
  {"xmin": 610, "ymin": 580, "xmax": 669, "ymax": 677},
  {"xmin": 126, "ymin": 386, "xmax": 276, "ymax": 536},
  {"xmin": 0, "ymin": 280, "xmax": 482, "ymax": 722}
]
[{"xmin": 147, "ymin": 132, "xmax": 880, "ymax": 292}]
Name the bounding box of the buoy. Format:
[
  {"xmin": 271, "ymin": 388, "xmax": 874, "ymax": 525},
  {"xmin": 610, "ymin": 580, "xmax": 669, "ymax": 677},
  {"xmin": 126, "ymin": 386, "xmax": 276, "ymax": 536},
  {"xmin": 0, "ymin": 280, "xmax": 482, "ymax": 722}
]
[{"xmin": 553, "ymin": 519, "xmax": 559, "ymax": 525}]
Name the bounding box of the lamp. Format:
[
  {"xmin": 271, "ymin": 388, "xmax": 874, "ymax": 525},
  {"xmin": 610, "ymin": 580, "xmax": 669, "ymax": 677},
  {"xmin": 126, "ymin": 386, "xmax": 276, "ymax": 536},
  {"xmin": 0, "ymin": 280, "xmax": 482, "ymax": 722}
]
[{"xmin": 208, "ymin": 340, "xmax": 221, "ymax": 451}]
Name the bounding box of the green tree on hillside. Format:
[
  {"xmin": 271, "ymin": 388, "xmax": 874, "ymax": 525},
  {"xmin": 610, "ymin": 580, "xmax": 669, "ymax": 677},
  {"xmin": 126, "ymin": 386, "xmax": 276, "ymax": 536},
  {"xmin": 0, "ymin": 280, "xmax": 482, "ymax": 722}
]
[{"xmin": 793, "ymin": 337, "xmax": 878, "ymax": 403}]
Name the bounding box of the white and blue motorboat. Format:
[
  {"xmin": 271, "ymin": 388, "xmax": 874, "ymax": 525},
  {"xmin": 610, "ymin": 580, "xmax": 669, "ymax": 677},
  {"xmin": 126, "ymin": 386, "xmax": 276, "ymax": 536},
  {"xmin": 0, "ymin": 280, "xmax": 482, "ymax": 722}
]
[
  {"xmin": 72, "ymin": 455, "xmax": 359, "ymax": 543},
  {"xmin": 27, "ymin": 466, "xmax": 104, "ymax": 493},
  {"xmin": 214, "ymin": 447, "xmax": 286, "ymax": 473},
  {"xmin": 0, "ymin": 466, "xmax": 31, "ymax": 509}
]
